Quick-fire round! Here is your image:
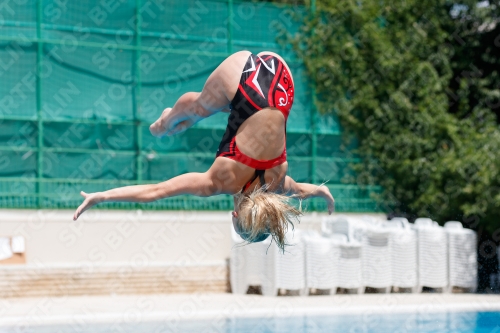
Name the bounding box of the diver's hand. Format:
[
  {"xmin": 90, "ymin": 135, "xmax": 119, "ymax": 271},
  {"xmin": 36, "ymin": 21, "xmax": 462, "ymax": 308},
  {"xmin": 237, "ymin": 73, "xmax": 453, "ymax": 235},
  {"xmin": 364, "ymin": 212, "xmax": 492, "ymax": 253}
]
[
  {"xmin": 73, "ymin": 191, "xmax": 102, "ymax": 221},
  {"xmin": 320, "ymin": 185, "xmax": 335, "ymax": 214}
]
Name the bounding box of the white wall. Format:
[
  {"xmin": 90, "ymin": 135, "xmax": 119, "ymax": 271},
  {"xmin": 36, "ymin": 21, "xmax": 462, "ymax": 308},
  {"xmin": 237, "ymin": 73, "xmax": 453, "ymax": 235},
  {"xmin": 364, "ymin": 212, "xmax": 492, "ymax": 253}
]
[{"xmin": 0, "ymin": 209, "xmax": 385, "ymax": 265}]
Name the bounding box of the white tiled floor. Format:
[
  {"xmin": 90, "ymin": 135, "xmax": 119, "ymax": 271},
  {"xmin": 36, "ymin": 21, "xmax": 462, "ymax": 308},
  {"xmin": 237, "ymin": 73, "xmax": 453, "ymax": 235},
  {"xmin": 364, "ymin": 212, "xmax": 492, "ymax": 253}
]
[{"xmin": 1, "ymin": 293, "xmax": 499, "ymax": 326}]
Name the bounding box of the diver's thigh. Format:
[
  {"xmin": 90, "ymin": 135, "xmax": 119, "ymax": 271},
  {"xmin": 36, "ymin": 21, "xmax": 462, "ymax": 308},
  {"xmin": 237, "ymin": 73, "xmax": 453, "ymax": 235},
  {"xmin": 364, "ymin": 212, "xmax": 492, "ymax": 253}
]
[{"xmin": 198, "ymin": 51, "xmax": 250, "ymax": 112}]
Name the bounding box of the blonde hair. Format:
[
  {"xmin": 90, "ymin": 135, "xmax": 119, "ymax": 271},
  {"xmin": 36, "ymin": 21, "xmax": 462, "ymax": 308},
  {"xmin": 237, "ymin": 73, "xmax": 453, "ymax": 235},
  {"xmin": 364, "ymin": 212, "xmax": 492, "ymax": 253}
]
[{"xmin": 234, "ymin": 187, "xmax": 302, "ymax": 252}]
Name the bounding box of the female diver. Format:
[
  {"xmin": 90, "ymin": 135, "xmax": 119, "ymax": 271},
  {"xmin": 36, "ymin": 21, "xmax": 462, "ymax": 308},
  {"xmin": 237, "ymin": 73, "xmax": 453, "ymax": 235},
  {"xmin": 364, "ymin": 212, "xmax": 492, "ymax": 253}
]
[{"xmin": 73, "ymin": 51, "xmax": 335, "ymax": 250}]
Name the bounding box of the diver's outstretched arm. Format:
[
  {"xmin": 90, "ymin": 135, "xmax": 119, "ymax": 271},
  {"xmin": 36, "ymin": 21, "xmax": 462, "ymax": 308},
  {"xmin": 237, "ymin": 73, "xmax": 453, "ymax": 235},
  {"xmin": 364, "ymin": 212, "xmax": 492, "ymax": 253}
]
[
  {"xmin": 282, "ymin": 176, "xmax": 335, "ymax": 214},
  {"xmin": 73, "ymin": 172, "xmax": 226, "ymax": 220}
]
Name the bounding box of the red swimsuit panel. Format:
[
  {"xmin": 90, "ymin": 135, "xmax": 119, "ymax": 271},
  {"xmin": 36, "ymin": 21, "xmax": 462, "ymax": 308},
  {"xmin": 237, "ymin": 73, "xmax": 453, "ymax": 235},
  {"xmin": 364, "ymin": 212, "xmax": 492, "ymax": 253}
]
[{"xmin": 216, "ymin": 53, "xmax": 294, "ymax": 170}]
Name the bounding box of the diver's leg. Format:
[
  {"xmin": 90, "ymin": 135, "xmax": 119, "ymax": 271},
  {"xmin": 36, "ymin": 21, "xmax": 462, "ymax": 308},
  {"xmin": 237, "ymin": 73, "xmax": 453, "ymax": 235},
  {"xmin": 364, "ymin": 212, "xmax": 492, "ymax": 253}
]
[{"xmin": 150, "ymin": 51, "xmax": 250, "ymax": 137}]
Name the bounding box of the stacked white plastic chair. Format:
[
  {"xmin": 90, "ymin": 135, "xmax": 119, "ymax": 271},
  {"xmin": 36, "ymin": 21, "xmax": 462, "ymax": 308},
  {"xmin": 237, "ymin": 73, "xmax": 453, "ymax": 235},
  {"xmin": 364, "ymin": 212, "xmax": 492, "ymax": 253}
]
[
  {"xmin": 362, "ymin": 226, "xmax": 392, "ymax": 293},
  {"xmin": 385, "ymin": 218, "xmax": 418, "ymax": 291},
  {"xmin": 322, "ymin": 215, "xmax": 349, "ymax": 238},
  {"xmin": 261, "ymin": 229, "xmax": 306, "ymax": 296},
  {"xmin": 445, "ymin": 221, "xmax": 477, "ymax": 292},
  {"xmin": 338, "ymin": 239, "xmax": 364, "ymax": 293},
  {"xmin": 322, "ymin": 215, "xmax": 367, "ymax": 243},
  {"xmin": 229, "ymin": 226, "xmax": 269, "ymax": 294},
  {"xmin": 322, "ymin": 215, "xmax": 364, "ymax": 293},
  {"xmin": 414, "ymin": 218, "xmax": 448, "ymax": 292},
  {"xmin": 303, "ymin": 231, "xmax": 346, "ymax": 294}
]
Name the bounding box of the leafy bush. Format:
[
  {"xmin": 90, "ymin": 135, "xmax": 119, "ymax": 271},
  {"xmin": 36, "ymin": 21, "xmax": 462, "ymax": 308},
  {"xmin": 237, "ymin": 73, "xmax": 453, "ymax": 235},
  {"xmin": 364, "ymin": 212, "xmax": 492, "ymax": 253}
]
[{"xmin": 290, "ymin": 0, "xmax": 500, "ymax": 231}]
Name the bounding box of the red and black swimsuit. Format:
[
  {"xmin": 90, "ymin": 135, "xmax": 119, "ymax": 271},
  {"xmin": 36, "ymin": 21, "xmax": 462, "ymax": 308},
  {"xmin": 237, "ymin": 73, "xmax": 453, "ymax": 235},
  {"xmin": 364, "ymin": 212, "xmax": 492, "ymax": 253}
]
[{"xmin": 216, "ymin": 53, "xmax": 294, "ymax": 191}]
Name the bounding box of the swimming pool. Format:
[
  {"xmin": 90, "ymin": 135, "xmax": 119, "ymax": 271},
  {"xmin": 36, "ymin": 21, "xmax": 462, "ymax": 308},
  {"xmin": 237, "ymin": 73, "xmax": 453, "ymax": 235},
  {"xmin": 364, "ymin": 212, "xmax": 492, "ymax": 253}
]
[{"xmin": 2, "ymin": 311, "xmax": 499, "ymax": 333}]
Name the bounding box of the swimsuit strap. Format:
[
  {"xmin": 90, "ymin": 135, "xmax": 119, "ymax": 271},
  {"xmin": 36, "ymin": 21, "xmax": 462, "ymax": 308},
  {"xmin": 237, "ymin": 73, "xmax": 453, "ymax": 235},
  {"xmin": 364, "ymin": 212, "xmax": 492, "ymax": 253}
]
[
  {"xmin": 257, "ymin": 169, "xmax": 266, "ymax": 187},
  {"xmin": 241, "ymin": 169, "xmax": 266, "ymax": 193}
]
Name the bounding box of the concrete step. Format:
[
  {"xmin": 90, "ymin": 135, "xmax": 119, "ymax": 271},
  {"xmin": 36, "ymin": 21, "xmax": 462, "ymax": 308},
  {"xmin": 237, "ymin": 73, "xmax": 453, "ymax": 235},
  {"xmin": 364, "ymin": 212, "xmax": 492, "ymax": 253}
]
[{"xmin": 0, "ymin": 263, "xmax": 229, "ymax": 298}]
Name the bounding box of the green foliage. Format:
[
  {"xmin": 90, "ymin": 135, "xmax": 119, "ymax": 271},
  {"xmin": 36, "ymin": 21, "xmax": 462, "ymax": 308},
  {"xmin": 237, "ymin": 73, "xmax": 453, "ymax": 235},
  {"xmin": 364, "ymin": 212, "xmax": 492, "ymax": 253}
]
[{"xmin": 290, "ymin": 0, "xmax": 500, "ymax": 230}]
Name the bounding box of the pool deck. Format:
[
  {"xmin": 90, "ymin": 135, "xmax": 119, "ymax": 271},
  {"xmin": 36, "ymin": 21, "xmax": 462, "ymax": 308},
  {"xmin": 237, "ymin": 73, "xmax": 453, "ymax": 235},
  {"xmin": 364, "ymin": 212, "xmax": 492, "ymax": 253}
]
[{"xmin": 1, "ymin": 293, "xmax": 500, "ymax": 326}]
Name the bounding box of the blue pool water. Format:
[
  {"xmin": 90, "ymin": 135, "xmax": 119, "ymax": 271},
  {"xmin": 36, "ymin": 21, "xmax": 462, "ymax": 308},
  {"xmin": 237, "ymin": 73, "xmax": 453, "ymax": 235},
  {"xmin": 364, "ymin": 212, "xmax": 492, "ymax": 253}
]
[{"xmin": 3, "ymin": 311, "xmax": 500, "ymax": 333}]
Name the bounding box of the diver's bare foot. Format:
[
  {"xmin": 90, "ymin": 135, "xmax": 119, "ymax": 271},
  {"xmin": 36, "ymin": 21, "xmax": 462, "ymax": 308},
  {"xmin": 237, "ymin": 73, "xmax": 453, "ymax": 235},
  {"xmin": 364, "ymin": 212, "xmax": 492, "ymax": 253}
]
[{"xmin": 149, "ymin": 108, "xmax": 171, "ymax": 137}]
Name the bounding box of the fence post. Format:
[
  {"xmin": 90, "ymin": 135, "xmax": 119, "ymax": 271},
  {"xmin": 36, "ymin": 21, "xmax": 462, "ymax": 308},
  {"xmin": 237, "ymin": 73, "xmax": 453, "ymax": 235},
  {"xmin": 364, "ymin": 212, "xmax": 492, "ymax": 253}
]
[
  {"xmin": 228, "ymin": 0, "xmax": 234, "ymax": 54},
  {"xmin": 36, "ymin": 0, "xmax": 44, "ymax": 208},
  {"xmin": 135, "ymin": 0, "xmax": 143, "ymax": 185},
  {"xmin": 310, "ymin": 0, "xmax": 318, "ymax": 210}
]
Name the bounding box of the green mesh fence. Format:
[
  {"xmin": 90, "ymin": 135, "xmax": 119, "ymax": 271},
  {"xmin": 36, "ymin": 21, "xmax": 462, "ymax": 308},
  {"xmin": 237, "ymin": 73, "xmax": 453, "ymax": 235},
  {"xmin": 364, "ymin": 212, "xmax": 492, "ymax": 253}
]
[{"xmin": 0, "ymin": 0, "xmax": 382, "ymax": 212}]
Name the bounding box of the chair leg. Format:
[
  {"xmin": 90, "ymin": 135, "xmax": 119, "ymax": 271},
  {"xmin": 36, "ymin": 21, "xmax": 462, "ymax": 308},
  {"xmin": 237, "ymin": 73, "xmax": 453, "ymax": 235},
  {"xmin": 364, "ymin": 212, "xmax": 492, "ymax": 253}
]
[
  {"xmin": 231, "ymin": 283, "xmax": 248, "ymax": 295},
  {"xmin": 262, "ymin": 285, "xmax": 278, "ymax": 297},
  {"xmin": 357, "ymin": 286, "xmax": 365, "ymax": 294}
]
